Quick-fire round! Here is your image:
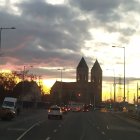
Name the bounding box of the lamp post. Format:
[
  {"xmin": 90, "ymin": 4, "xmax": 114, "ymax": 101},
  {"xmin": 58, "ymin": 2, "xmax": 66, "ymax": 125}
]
[
  {"xmin": 22, "ymin": 65, "xmax": 33, "ymax": 96},
  {"xmin": 137, "ymin": 82, "xmax": 140, "ymax": 105},
  {"xmin": 22, "ymin": 65, "xmax": 33, "ymax": 81},
  {"xmin": 106, "ymin": 69, "xmax": 116, "ymax": 102},
  {"xmin": 57, "ymin": 68, "xmax": 65, "ymax": 82},
  {"xmin": 0, "ymin": 27, "xmax": 16, "ymax": 52},
  {"xmin": 112, "ymin": 46, "xmax": 126, "ymax": 103},
  {"xmin": 57, "ymin": 68, "xmax": 65, "ymax": 105}
]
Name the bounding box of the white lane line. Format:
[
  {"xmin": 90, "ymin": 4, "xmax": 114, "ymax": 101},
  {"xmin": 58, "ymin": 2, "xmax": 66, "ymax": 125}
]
[
  {"xmin": 80, "ymin": 132, "xmax": 85, "ymax": 140},
  {"xmin": 107, "ymin": 125, "xmax": 109, "ymax": 129},
  {"xmin": 97, "ymin": 126, "xmax": 100, "ymax": 130},
  {"xmin": 8, "ymin": 128, "xmax": 26, "ymax": 131},
  {"xmin": 58, "ymin": 124, "xmax": 61, "ymax": 127},
  {"xmin": 46, "ymin": 136, "xmax": 51, "ymax": 140},
  {"xmin": 16, "ymin": 122, "xmax": 40, "ymax": 140},
  {"xmin": 101, "ymin": 131, "xmax": 105, "ymax": 135},
  {"xmin": 92, "ymin": 123, "xmax": 95, "ymax": 126},
  {"xmin": 53, "ymin": 129, "xmax": 57, "ymax": 133}
]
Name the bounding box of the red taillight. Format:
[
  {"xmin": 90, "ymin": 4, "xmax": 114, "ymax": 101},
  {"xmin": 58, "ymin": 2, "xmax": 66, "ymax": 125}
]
[{"xmin": 48, "ymin": 109, "xmax": 51, "ymax": 113}]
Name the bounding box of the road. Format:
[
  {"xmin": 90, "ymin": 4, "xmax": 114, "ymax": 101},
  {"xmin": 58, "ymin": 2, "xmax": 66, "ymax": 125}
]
[{"xmin": 0, "ymin": 109, "xmax": 140, "ymax": 140}]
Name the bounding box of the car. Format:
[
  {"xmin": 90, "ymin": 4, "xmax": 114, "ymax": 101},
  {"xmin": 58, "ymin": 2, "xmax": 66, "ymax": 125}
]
[
  {"xmin": 48, "ymin": 105, "xmax": 63, "ymax": 120},
  {"xmin": 61, "ymin": 106, "xmax": 68, "ymax": 114},
  {"xmin": 82, "ymin": 104, "xmax": 90, "ymax": 112},
  {"xmin": 136, "ymin": 105, "xmax": 140, "ymax": 119}
]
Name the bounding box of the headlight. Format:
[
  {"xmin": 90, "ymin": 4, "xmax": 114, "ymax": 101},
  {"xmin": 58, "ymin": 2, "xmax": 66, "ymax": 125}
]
[{"xmin": 11, "ymin": 110, "xmax": 16, "ymax": 114}]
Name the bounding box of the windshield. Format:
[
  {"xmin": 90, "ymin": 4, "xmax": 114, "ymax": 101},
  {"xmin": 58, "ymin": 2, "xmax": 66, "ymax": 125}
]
[
  {"xmin": 2, "ymin": 101, "xmax": 14, "ymax": 108},
  {"xmin": 50, "ymin": 108, "xmax": 60, "ymax": 111}
]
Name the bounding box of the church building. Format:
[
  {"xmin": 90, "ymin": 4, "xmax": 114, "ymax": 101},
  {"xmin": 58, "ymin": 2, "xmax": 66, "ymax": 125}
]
[{"xmin": 50, "ymin": 57, "xmax": 102, "ymax": 106}]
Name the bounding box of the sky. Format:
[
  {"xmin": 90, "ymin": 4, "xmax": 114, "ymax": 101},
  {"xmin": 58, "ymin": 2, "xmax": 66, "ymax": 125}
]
[{"xmin": 0, "ymin": 0, "xmax": 140, "ymax": 102}]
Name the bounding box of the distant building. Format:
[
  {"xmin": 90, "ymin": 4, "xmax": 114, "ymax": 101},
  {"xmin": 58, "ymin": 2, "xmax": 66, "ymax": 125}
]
[
  {"xmin": 50, "ymin": 57, "xmax": 102, "ymax": 105},
  {"xmin": 13, "ymin": 81, "xmax": 41, "ymax": 102}
]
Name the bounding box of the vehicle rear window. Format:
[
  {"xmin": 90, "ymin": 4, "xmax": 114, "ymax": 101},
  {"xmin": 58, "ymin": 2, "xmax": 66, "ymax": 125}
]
[{"xmin": 50, "ymin": 108, "xmax": 60, "ymax": 110}]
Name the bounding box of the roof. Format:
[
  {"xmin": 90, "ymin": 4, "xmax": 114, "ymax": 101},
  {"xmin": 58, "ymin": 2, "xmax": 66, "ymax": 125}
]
[
  {"xmin": 77, "ymin": 57, "xmax": 88, "ymax": 69},
  {"xmin": 91, "ymin": 59, "xmax": 102, "ymax": 71},
  {"xmin": 50, "ymin": 105, "xmax": 60, "ymax": 108}
]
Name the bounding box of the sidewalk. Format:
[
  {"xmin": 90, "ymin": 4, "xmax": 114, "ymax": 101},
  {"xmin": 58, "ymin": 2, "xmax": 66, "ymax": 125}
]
[
  {"xmin": 112, "ymin": 110, "xmax": 140, "ymax": 123},
  {"xmin": 110, "ymin": 111, "xmax": 140, "ymax": 129}
]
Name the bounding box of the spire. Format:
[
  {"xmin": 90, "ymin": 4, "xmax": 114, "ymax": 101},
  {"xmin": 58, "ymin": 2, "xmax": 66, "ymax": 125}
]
[
  {"xmin": 92, "ymin": 59, "xmax": 102, "ymax": 71},
  {"xmin": 76, "ymin": 57, "xmax": 89, "ymax": 83},
  {"xmin": 77, "ymin": 57, "xmax": 88, "ymax": 69}
]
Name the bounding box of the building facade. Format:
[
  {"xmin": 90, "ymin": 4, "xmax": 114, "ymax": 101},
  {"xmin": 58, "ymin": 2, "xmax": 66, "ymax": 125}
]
[{"xmin": 50, "ymin": 57, "xmax": 102, "ymax": 106}]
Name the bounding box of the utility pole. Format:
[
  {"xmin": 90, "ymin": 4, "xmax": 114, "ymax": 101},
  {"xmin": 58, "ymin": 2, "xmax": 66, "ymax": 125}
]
[
  {"xmin": 137, "ymin": 82, "xmax": 139, "ymax": 104},
  {"xmin": 112, "ymin": 46, "xmax": 126, "ymax": 103},
  {"xmin": 57, "ymin": 68, "xmax": 65, "ymax": 105},
  {"xmin": 0, "ymin": 27, "xmax": 16, "ymax": 53}
]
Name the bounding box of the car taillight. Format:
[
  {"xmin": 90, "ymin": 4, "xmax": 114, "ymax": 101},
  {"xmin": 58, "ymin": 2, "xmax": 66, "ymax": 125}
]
[{"xmin": 48, "ymin": 109, "xmax": 51, "ymax": 113}]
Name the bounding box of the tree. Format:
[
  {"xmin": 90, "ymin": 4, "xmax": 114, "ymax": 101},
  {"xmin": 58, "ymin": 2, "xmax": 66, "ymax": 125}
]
[{"xmin": 0, "ymin": 72, "xmax": 18, "ymax": 98}]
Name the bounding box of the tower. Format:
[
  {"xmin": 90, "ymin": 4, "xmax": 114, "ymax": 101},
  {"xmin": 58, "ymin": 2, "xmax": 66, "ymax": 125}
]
[
  {"xmin": 91, "ymin": 59, "xmax": 102, "ymax": 104},
  {"xmin": 91, "ymin": 60, "xmax": 102, "ymax": 84},
  {"xmin": 76, "ymin": 57, "xmax": 89, "ymax": 83}
]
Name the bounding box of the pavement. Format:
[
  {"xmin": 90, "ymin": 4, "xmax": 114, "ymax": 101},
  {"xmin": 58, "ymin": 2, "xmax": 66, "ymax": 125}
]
[
  {"xmin": 111, "ymin": 110, "xmax": 140, "ymax": 126},
  {"xmin": 17, "ymin": 108, "xmax": 47, "ymax": 119},
  {"xmin": 19, "ymin": 108, "xmax": 140, "ymax": 124}
]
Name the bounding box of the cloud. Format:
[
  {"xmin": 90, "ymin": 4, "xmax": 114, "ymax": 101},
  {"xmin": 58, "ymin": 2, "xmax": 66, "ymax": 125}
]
[
  {"xmin": 0, "ymin": 0, "xmax": 140, "ymax": 84},
  {"xmin": 0, "ymin": 0, "xmax": 91, "ymax": 67}
]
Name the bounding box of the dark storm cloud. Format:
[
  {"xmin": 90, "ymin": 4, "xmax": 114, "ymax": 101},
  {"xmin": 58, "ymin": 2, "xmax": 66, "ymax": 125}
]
[
  {"xmin": 70, "ymin": 0, "xmax": 140, "ymax": 21},
  {"xmin": 16, "ymin": 0, "xmax": 90, "ymax": 55},
  {"xmin": 18, "ymin": 0, "xmax": 73, "ymax": 20},
  {"xmin": 0, "ymin": 0, "xmax": 91, "ymax": 69},
  {"xmin": 17, "ymin": 0, "xmax": 91, "ymax": 47},
  {"xmin": 70, "ymin": 0, "xmax": 140, "ymax": 43},
  {"xmin": 1, "ymin": 0, "xmax": 140, "ymax": 80}
]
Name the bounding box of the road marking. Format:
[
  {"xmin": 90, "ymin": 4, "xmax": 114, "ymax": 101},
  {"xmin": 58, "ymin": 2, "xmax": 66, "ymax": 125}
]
[
  {"xmin": 53, "ymin": 129, "xmax": 57, "ymax": 133},
  {"xmin": 16, "ymin": 122, "xmax": 40, "ymax": 140},
  {"xmin": 107, "ymin": 125, "xmax": 109, "ymax": 129},
  {"xmin": 97, "ymin": 126, "xmax": 100, "ymax": 129},
  {"xmin": 46, "ymin": 137, "xmax": 51, "ymax": 140},
  {"xmin": 92, "ymin": 123, "xmax": 95, "ymax": 126},
  {"xmin": 8, "ymin": 128, "xmax": 26, "ymax": 131},
  {"xmin": 101, "ymin": 131, "xmax": 105, "ymax": 135},
  {"xmin": 80, "ymin": 129, "xmax": 85, "ymax": 140}
]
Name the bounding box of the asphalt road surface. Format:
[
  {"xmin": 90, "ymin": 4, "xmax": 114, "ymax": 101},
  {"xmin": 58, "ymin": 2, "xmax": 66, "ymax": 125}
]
[{"xmin": 0, "ymin": 109, "xmax": 140, "ymax": 140}]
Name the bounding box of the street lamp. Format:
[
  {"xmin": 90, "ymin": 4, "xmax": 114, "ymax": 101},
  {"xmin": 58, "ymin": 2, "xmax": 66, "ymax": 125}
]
[
  {"xmin": 137, "ymin": 82, "xmax": 140, "ymax": 104},
  {"xmin": 106, "ymin": 68, "xmax": 116, "ymax": 102},
  {"xmin": 22, "ymin": 65, "xmax": 33, "ymax": 99},
  {"xmin": 0, "ymin": 27, "xmax": 16, "ymax": 52},
  {"xmin": 22, "ymin": 65, "xmax": 33, "ymax": 81},
  {"xmin": 57, "ymin": 68, "xmax": 65, "ymax": 105},
  {"xmin": 57, "ymin": 68, "xmax": 65, "ymax": 82},
  {"xmin": 112, "ymin": 46, "xmax": 126, "ymax": 103}
]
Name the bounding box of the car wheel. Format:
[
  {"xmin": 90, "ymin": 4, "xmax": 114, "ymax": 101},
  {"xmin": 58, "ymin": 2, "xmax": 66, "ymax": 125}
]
[
  {"xmin": 48, "ymin": 115, "xmax": 51, "ymax": 119},
  {"xmin": 60, "ymin": 116, "xmax": 62, "ymax": 120}
]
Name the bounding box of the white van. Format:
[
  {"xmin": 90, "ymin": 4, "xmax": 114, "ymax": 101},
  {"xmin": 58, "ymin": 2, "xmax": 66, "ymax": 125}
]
[
  {"xmin": 0, "ymin": 97, "xmax": 20, "ymax": 120},
  {"xmin": 2, "ymin": 97, "xmax": 17, "ymax": 110}
]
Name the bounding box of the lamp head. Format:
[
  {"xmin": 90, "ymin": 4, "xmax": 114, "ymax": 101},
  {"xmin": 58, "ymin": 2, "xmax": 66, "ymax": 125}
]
[{"xmin": 11, "ymin": 27, "xmax": 16, "ymax": 29}]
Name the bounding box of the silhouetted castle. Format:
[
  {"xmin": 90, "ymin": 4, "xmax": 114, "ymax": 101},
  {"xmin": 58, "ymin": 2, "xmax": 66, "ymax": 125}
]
[{"xmin": 50, "ymin": 57, "xmax": 102, "ymax": 105}]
